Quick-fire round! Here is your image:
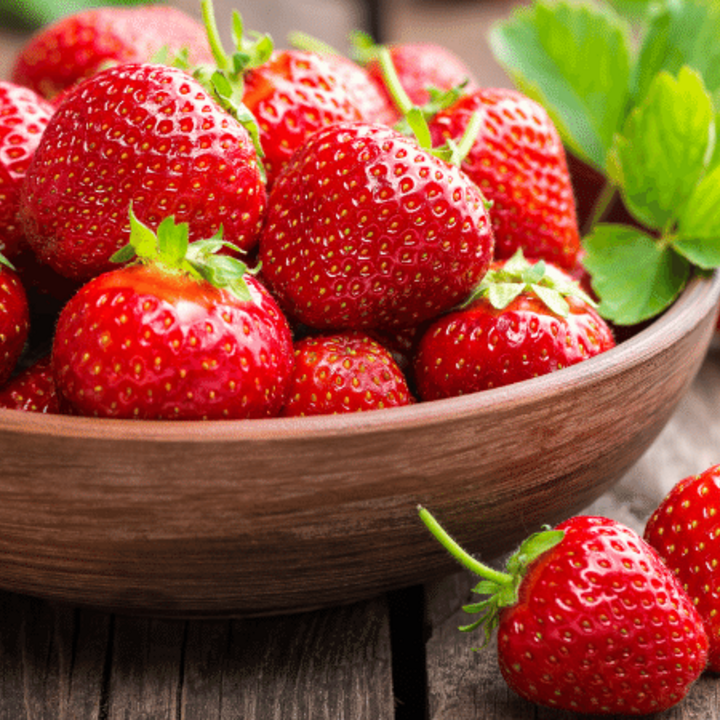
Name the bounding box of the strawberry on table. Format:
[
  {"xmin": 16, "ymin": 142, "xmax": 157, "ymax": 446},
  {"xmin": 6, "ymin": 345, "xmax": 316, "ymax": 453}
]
[
  {"xmin": 429, "ymin": 88, "xmax": 581, "ymax": 271},
  {"xmin": 281, "ymin": 331, "xmax": 412, "ymax": 417},
  {"xmin": 0, "ymin": 356, "xmax": 58, "ymax": 414},
  {"xmin": 19, "ymin": 62, "xmax": 267, "ymax": 283},
  {"xmin": 413, "ymin": 251, "xmax": 614, "ymax": 400},
  {"xmin": 51, "ymin": 211, "xmax": 293, "ymax": 420},
  {"xmin": 644, "ymin": 464, "xmax": 720, "ymax": 673},
  {"xmin": 419, "ymin": 507, "xmax": 709, "ymax": 715},
  {"xmin": 259, "ymin": 121, "xmax": 495, "ymax": 331},
  {"xmin": 10, "ymin": 4, "xmax": 213, "ymax": 100},
  {"xmin": 0, "ymin": 255, "xmax": 30, "ymax": 387},
  {"xmin": 0, "ymin": 81, "xmax": 54, "ymax": 262}
]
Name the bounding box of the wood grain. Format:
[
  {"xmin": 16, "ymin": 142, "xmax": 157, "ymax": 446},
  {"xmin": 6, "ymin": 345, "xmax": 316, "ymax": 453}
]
[
  {"xmin": 0, "ymin": 274, "xmax": 717, "ymax": 617},
  {"xmin": 0, "ymin": 592, "xmax": 394, "ymax": 719},
  {"xmin": 424, "ymin": 349, "xmax": 720, "ymax": 720}
]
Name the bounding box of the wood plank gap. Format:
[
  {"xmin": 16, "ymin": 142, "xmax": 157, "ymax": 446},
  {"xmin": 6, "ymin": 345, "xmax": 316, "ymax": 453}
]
[
  {"xmin": 97, "ymin": 615, "xmax": 115, "ymax": 720},
  {"xmin": 387, "ymin": 585, "xmax": 428, "ymax": 720},
  {"xmin": 175, "ymin": 621, "xmax": 189, "ymax": 720}
]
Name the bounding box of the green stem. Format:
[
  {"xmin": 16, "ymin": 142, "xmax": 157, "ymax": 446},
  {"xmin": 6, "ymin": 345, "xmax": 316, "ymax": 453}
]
[
  {"xmin": 201, "ymin": 0, "xmax": 229, "ymax": 72},
  {"xmin": 418, "ymin": 506, "xmax": 512, "ymax": 586},
  {"xmin": 288, "ymin": 30, "xmax": 341, "ymax": 57},
  {"xmin": 453, "ymin": 110, "xmax": 484, "ymax": 165},
  {"xmin": 582, "ymin": 180, "xmax": 618, "ymax": 236},
  {"xmin": 378, "ymin": 46, "xmax": 413, "ymax": 117}
]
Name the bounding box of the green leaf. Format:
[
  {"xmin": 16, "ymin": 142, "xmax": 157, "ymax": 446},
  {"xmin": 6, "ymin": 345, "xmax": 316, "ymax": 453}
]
[
  {"xmin": 156, "ymin": 216, "xmax": 189, "ymax": 268},
  {"xmin": 128, "ymin": 207, "xmax": 159, "ymax": 260},
  {"xmin": 633, "ymin": 0, "xmax": 720, "ymax": 105},
  {"xmin": 513, "ymin": 529, "xmax": 564, "ymax": 568},
  {"xmin": 609, "ymin": 66, "xmax": 715, "ymax": 230},
  {"xmin": 489, "ymin": 0, "xmax": 633, "ymax": 170},
  {"xmin": 532, "ymin": 284, "xmax": 569, "ymax": 317},
  {"xmin": 674, "ymin": 163, "xmax": 720, "ymax": 269},
  {"xmin": 487, "ymin": 282, "xmax": 525, "ymax": 310},
  {"xmin": 583, "ymin": 224, "xmax": 690, "ymax": 325}
]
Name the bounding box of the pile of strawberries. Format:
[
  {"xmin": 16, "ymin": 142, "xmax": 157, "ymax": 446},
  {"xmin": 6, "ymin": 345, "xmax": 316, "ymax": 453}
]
[{"xmin": 0, "ymin": 0, "xmax": 615, "ymax": 419}]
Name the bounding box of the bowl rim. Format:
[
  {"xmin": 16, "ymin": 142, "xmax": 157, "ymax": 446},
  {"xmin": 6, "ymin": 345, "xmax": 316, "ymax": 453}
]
[{"xmin": 2, "ymin": 270, "xmax": 719, "ymax": 444}]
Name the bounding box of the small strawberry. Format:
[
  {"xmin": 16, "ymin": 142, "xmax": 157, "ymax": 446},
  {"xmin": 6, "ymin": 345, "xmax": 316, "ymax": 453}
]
[
  {"xmin": 429, "ymin": 87, "xmax": 581, "ymax": 271},
  {"xmin": 11, "ymin": 4, "xmax": 213, "ymax": 100},
  {"xmin": 0, "ymin": 356, "xmax": 59, "ymax": 414},
  {"xmin": 281, "ymin": 331, "xmax": 412, "ymax": 416},
  {"xmin": 19, "ymin": 62, "xmax": 266, "ymax": 282},
  {"xmin": 259, "ymin": 121, "xmax": 495, "ymax": 331},
  {"xmin": 352, "ymin": 33, "xmax": 478, "ymax": 111},
  {"xmin": 0, "ymin": 255, "xmax": 30, "ymax": 387},
  {"xmin": 51, "ymin": 211, "xmax": 293, "ymax": 420},
  {"xmin": 0, "ymin": 81, "xmax": 54, "ymax": 261},
  {"xmin": 413, "ymin": 252, "xmax": 614, "ymax": 400},
  {"xmin": 419, "ymin": 507, "xmax": 709, "ymax": 715},
  {"xmin": 644, "ymin": 464, "xmax": 720, "ymax": 673}
]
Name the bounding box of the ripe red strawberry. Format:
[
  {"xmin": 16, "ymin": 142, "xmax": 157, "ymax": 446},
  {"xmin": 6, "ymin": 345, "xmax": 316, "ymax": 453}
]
[
  {"xmin": 413, "ymin": 252, "xmax": 614, "ymax": 400},
  {"xmin": 281, "ymin": 331, "xmax": 412, "ymax": 416},
  {"xmin": 259, "ymin": 121, "xmax": 495, "ymax": 331},
  {"xmin": 0, "ymin": 81, "xmax": 54, "ymax": 261},
  {"xmin": 51, "ymin": 212, "xmax": 293, "ymax": 420},
  {"xmin": 11, "ymin": 5, "xmax": 213, "ymax": 100},
  {"xmin": 356, "ymin": 36, "xmax": 478, "ymax": 110},
  {"xmin": 19, "ymin": 62, "xmax": 266, "ymax": 283},
  {"xmin": 644, "ymin": 464, "xmax": 720, "ymax": 673},
  {"xmin": 419, "ymin": 508, "xmax": 709, "ymax": 715},
  {"xmin": 0, "ymin": 256, "xmax": 30, "ymax": 387},
  {"xmin": 429, "ymin": 88, "xmax": 581, "ymax": 271},
  {"xmin": 241, "ymin": 50, "xmax": 364, "ymax": 187},
  {"xmin": 0, "ymin": 356, "xmax": 59, "ymax": 414}
]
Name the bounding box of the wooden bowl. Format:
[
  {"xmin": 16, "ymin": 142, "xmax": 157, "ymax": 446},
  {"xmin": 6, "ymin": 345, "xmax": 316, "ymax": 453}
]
[{"xmin": 0, "ymin": 271, "xmax": 719, "ymax": 618}]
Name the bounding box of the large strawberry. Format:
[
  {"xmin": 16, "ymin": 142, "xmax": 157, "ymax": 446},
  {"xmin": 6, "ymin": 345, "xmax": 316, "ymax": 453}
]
[
  {"xmin": 0, "ymin": 255, "xmax": 30, "ymax": 387},
  {"xmin": 281, "ymin": 331, "xmax": 412, "ymax": 416},
  {"xmin": 429, "ymin": 87, "xmax": 581, "ymax": 271},
  {"xmin": 19, "ymin": 62, "xmax": 266, "ymax": 283},
  {"xmin": 419, "ymin": 507, "xmax": 708, "ymax": 715},
  {"xmin": 11, "ymin": 4, "xmax": 213, "ymax": 100},
  {"xmin": 644, "ymin": 464, "xmax": 720, "ymax": 673},
  {"xmin": 0, "ymin": 81, "xmax": 54, "ymax": 261},
  {"xmin": 52, "ymin": 212, "xmax": 293, "ymax": 420},
  {"xmin": 259, "ymin": 121, "xmax": 495, "ymax": 331},
  {"xmin": 413, "ymin": 252, "xmax": 614, "ymax": 400}
]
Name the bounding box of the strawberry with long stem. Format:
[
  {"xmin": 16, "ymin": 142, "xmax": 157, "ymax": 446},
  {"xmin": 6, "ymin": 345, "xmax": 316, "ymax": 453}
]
[{"xmin": 419, "ymin": 505, "xmax": 709, "ymax": 715}]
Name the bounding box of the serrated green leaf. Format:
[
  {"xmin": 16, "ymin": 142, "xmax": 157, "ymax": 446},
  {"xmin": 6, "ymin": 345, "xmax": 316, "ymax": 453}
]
[
  {"xmin": 633, "ymin": 0, "xmax": 720, "ymax": 105},
  {"xmin": 583, "ymin": 224, "xmax": 690, "ymax": 325},
  {"xmin": 674, "ymin": 163, "xmax": 720, "ymax": 269},
  {"xmin": 489, "ymin": 0, "xmax": 632, "ymax": 170},
  {"xmin": 611, "ymin": 66, "xmax": 715, "ymax": 230}
]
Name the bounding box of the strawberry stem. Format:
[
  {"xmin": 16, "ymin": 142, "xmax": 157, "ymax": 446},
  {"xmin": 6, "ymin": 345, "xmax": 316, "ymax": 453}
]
[
  {"xmin": 288, "ymin": 30, "xmax": 341, "ymax": 57},
  {"xmin": 377, "ymin": 46, "xmax": 414, "ymax": 117},
  {"xmin": 418, "ymin": 505, "xmax": 511, "ymax": 586},
  {"xmin": 201, "ymin": 0, "xmax": 230, "ymax": 71}
]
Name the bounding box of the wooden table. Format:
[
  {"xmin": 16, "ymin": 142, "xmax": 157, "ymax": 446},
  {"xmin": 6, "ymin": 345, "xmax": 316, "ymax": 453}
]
[{"xmin": 0, "ymin": 345, "xmax": 716, "ymax": 719}]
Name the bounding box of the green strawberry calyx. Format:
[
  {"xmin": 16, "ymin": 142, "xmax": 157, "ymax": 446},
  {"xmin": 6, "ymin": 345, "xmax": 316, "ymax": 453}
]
[
  {"xmin": 462, "ymin": 249, "xmax": 597, "ymax": 318},
  {"xmin": 418, "ymin": 505, "xmax": 564, "ymax": 647},
  {"xmin": 110, "ymin": 207, "xmax": 256, "ymax": 303}
]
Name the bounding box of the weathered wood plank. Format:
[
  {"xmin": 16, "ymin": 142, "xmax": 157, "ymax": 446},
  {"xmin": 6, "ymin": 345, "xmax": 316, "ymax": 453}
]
[{"xmin": 424, "ymin": 350, "xmax": 720, "ymax": 720}]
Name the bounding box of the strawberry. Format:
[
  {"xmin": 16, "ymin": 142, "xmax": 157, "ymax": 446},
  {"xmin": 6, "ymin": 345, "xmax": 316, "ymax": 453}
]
[
  {"xmin": 259, "ymin": 121, "xmax": 495, "ymax": 331},
  {"xmin": 429, "ymin": 88, "xmax": 581, "ymax": 271},
  {"xmin": 644, "ymin": 464, "xmax": 720, "ymax": 673},
  {"xmin": 0, "ymin": 356, "xmax": 58, "ymax": 414},
  {"xmin": 281, "ymin": 331, "xmax": 412, "ymax": 416},
  {"xmin": 51, "ymin": 212, "xmax": 293, "ymax": 420},
  {"xmin": 353, "ymin": 34, "xmax": 478, "ymax": 111},
  {"xmin": 19, "ymin": 62, "xmax": 267, "ymax": 283},
  {"xmin": 0, "ymin": 81, "xmax": 54, "ymax": 261},
  {"xmin": 413, "ymin": 252, "xmax": 614, "ymax": 400},
  {"xmin": 10, "ymin": 4, "xmax": 213, "ymax": 100},
  {"xmin": 0, "ymin": 255, "xmax": 30, "ymax": 387},
  {"xmin": 419, "ymin": 507, "xmax": 709, "ymax": 715}
]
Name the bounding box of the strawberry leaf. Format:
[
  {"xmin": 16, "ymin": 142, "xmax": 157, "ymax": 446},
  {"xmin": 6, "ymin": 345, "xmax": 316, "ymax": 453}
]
[
  {"xmin": 489, "ymin": 0, "xmax": 632, "ymax": 171},
  {"xmin": 583, "ymin": 224, "xmax": 690, "ymax": 325},
  {"xmin": 608, "ymin": 66, "xmax": 715, "ymax": 231},
  {"xmin": 633, "ymin": 0, "xmax": 720, "ymax": 105}
]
